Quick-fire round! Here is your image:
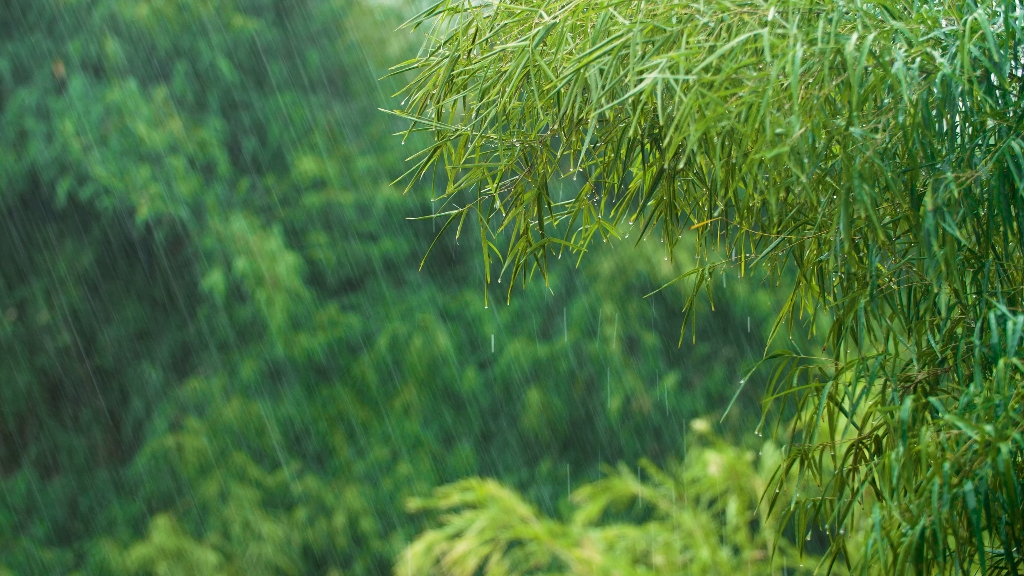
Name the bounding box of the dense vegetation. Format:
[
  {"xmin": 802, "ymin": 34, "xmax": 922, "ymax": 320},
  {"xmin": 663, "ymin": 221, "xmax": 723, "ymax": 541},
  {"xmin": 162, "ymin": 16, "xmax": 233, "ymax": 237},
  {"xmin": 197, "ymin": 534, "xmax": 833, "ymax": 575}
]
[
  {"xmin": 0, "ymin": 1, "xmax": 786, "ymax": 574},
  {"xmin": 392, "ymin": 0, "xmax": 1024, "ymax": 573}
]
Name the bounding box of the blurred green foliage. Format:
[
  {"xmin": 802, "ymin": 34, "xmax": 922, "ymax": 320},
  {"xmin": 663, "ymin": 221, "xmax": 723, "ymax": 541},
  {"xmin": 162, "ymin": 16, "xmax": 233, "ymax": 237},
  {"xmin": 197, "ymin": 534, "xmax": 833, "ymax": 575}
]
[{"xmin": 1, "ymin": 0, "xmax": 782, "ymax": 573}]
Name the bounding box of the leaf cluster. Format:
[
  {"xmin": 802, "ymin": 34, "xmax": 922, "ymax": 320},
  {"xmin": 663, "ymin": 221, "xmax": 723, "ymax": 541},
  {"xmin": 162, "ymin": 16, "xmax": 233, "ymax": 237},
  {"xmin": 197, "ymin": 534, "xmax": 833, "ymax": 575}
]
[
  {"xmin": 399, "ymin": 427, "xmax": 845, "ymax": 575},
  {"xmin": 392, "ymin": 0, "xmax": 1024, "ymax": 572}
]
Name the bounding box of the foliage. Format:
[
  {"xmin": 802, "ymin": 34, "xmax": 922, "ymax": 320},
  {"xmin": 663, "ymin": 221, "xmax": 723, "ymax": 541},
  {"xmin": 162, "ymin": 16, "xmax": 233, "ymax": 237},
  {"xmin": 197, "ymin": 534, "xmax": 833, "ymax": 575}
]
[
  {"xmin": 0, "ymin": 0, "xmax": 780, "ymax": 573},
  {"xmin": 398, "ymin": 423, "xmax": 849, "ymax": 575},
  {"xmin": 392, "ymin": 0, "xmax": 1024, "ymax": 573}
]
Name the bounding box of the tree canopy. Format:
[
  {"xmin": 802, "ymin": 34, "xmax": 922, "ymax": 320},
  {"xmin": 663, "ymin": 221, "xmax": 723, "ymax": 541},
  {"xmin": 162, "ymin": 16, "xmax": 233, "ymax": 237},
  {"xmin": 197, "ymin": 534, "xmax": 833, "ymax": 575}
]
[{"xmin": 392, "ymin": 0, "xmax": 1024, "ymax": 572}]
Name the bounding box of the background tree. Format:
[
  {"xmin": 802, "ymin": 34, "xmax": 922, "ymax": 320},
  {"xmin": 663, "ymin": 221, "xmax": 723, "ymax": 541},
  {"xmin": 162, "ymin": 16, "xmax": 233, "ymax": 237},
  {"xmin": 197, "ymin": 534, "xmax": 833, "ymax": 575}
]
[
  {"xmin": 392, "ymin": 0, "xmax": 1024, "ymax": 573},
  {"xmin": 0, "ymin": 0, "xmax": 778, "ymax": 573}
]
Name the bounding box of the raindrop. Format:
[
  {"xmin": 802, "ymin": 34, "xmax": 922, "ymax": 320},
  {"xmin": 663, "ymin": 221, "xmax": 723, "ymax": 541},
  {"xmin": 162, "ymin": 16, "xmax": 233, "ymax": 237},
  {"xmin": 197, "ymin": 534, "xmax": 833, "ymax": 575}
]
[
  {"xmin": 637, "ymin": 465, "xmax": 642, "ymax": 506},
  {"xmin": 607, "ymin": 367, "xmax": 611, "ymax": 410}
]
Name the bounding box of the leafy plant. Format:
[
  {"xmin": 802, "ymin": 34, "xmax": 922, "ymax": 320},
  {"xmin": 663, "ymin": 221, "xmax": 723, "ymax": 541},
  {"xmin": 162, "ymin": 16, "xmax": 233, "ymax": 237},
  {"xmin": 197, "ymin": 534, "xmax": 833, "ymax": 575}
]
[
  {"xmin": 391, "ymin": 0, "xmax": 1024, "ymax": 572},
  {"xmin": 398, "ymin": 423, "xmax": 845, "ymax": 575}
]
